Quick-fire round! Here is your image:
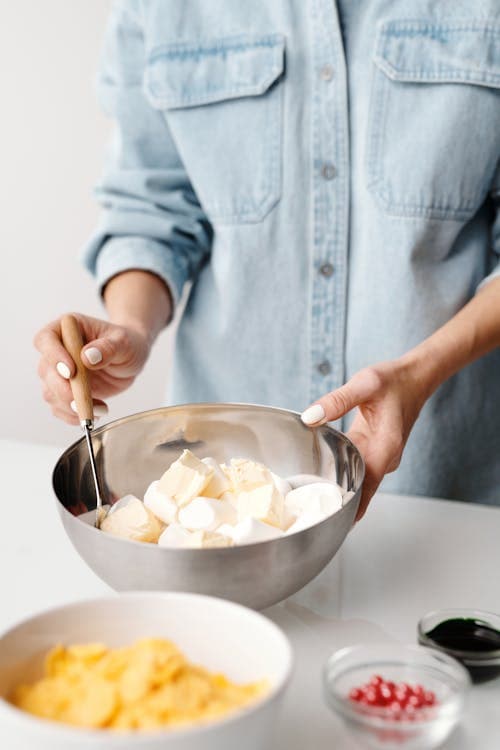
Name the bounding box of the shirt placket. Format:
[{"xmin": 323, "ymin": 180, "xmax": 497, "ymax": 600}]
[{"xmin": 309, "ymin": 0, "xmax": 350, "ymax": 408}]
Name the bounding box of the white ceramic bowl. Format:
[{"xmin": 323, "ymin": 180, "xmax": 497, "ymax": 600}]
[{"xmin": 0, "ymin": 593, "xmax": 293, "ymax": 750}]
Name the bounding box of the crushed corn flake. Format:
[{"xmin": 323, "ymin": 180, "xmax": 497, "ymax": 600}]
[{"xmin": 9, "ymin": 638, "xmax": 267, "ymax": 732}]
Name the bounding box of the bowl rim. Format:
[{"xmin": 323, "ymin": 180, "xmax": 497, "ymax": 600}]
[
  {"xmin": 0, "ymin": 591, "xmax": 294, "ymax": 742},
  {"xmin": 52, "ymin": 401, "xmax": 365, "ymax": 550},
  {"xmin": 417, "ymin": 608, "xmax": 500, "ymax": 664},
  {"xmin": 323, "ymin": 642, "xmax": 470, "ymax": 727}
]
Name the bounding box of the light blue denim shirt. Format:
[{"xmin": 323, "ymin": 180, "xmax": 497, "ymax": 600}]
[{"xmin": 83, "ymin": 0, "xmax": 500, "ymax": 505}]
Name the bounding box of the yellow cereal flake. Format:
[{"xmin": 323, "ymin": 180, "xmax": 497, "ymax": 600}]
[{"xmin": 9, "ymin": 638, "xmax": 267, "ymax": 732}]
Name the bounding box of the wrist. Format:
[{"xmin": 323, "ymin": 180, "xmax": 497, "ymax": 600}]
[
  {"xmin": 103, "ymin": 270, "xmax": 172, "ymax": 345},
  {"xmin": 109, "ymin": 317, "xmax": 156, "ymax": 348},
  {"xmin": 397, "ymin": 337, "xmax": 453, "ymax": 404}
]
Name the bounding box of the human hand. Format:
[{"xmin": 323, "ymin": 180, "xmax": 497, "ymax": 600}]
[
  {"xmin": 34, "ymin": 313, "xmax": 152, "ymax": 425},
  {"xmin": 301, "ymin": 361, "xmax": 428, "ymax": 521}
]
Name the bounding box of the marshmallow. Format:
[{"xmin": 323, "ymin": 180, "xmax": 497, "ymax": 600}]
[
  {"xmin": 178, "ymin": 497, "xmax": 237, "ymax": 532},
  {"xmin": 157, "ymin": 449, "xmax": 213, "ymax": 507},
  {"xmin": 237, "ymin": 483, "xmax": 284, "ymax": 528},
  {"xmin": 158, "ymin": 523, "xmax": 195, "ymax": 548},
  {"xmin": 285, "ymin": 511, "xmax": 326, "ymax": 536},
  {"xmin": 270, "ymin": 471, "xmax": 292, "ymax": 497},
  {"xmin": 285, "ymin": 473, "xmax": 335, "ymax": 489},
  {"xmin": 201, "ymin": 457, "xmax": 231, "ymax": 498},
  {"xmin": 144, "ymin": 480, "xmax": 178, "ymax": 524},
  {"xmin": 219, "ymin": 517, "xmax": 283, "ymax": 545},
  {"xmin": 342, "ymin": 490, "xmax": 355, "ymax": 506},
  {"xmin": 100, "ymin": 496, "xmax": 163, "ymax": 543},
  {"xmin": 285, "ymin": 482, "xmax": 343, "ymax": 518}
]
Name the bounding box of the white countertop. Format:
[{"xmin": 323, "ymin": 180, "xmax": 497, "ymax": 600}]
[{"xmin": 1, "ymin": 438, "xmax": 499, "ymax": 748}]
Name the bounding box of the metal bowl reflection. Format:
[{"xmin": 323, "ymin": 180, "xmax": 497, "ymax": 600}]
[{"xmin": 53, "ymin": 403, "xmax": 364, "ymax": 610}]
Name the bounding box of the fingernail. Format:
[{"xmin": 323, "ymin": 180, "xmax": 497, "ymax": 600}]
[
  {"xmin": 301, "ymin": 404, "xmax": 325, "ymax": 425},
  {"xmin": 56, "ymin": 362, "xmax": 71, "ymax": 379},
  {"xmin": 84, "ymin": 347, "xmax": 102, "ymax": 365},
  {"xmin": 70, "ymin": 400, "xmax": 77, "ymax": 413}
]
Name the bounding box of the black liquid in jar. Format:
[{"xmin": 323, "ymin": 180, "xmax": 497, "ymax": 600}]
[{"xmin": 425, "ymin": 618, "xmax": 500, "ymax": 683}]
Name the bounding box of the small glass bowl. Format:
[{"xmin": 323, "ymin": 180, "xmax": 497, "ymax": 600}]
[
  {"xmin": 418, "ymin": 609, "xmax": 500, "ymax": 683},
  {"xmin": 323, "ymin": 643, "xmax": 470, "ymax": 750}
]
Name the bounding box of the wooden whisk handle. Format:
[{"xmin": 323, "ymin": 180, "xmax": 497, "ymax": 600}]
[{"xmin": 60, "ymin": 314, "xmax": 94, "ymax": 424}]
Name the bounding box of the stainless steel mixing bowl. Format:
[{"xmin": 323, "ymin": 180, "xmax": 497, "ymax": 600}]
[{"xmin": 53, "ymin": 403, "xmax": 364, "ymax": 610}]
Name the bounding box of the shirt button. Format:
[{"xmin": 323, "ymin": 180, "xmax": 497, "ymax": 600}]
[
  {"xmin": 319, "ymin": 262, "xmax": 334, "ymax": 277},
  {"xmin": 317, "ymin": 360, "xmax": 332, "ymax": 376},
  {"xmin": 320, "ymin": 64, "xmax": 334, "ymax": 81},
  {"xmin": 321, "ymin": 163, "xmax": 336, "ymax": 180}
]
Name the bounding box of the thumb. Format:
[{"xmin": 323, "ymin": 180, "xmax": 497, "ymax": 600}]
[{"xmin": 301, "ymin": 367, "xmax": 382, "ymax": 426}]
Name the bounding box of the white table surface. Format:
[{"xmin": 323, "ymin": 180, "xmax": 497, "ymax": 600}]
[{"xmin": 1, "ymin": 438, "xmax": 499, "ymax": 748}]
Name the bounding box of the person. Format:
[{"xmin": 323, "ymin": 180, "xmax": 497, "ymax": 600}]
[{"xmin": 34, "ymin": 2, "xmax": 500, "ymax": 520}]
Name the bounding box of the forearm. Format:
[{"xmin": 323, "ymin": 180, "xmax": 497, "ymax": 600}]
[
  {"xmin": 401, "ymin": 277, "xmax": 500, "ymax": 400},
  {"xmin": 103, "ymin": 270, "xmax": 173, "ymax": 344}
]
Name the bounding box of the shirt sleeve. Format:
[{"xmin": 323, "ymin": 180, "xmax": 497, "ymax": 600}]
[
  {"xmin": 477, "ymin": 162, "xmax": 500, "ymax": 292},
  {"xmin": 81, "ymin": 0, "xmax": 212, "ymax": 310}
]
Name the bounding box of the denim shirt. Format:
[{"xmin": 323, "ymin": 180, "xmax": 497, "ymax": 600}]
[{"xmin": 83, "ymin": 0, "xmax": 500, "ymax": 505}]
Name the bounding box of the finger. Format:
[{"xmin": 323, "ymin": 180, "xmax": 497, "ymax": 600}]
[
  {"xmin": 34, "ymin": 322, "xmax": 76, "ymax": 380},
  {"xmin": 301, "ymin": 367, "xmax": 383, "ymax": 425},
  {"xmin": 345, "ymin": 427, "xmax": 390, "ymax": 521},
  {"xmin": 51, "ymin": 404, "xmax": 81, "ymax": 426},
  {"xmin": 41, "ymin": 363, "xmax": 74, "ymax": 406},
  {"xmin": 80, "ymin": 328, "xmax": 131, "ymax": 372},
  {"xmin": 354, "ymin": 449, "xmax": 392, "ymax": 522},
  {"xmin": 70, "ymin": 400, "xmax": 109, "ymax": 419}
]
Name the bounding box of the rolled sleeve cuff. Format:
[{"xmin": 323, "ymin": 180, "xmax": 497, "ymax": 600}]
[{"xmin": 83, "ymin": 235, "xmax": 189, "ymax": 310}]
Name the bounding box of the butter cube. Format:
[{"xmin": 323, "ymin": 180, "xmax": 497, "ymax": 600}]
[
  {"xmin": 201, "ymin": 457, "xmax": 231, "ymax": 498},
  {"xmin": 191, "ymin": 530, "xmax": 234, "ymax": 548},
  {"xmin": 143, "ymin": 480, "xmax": 178, "ymax": 524},
  {"xmin": 227, "ymin": 458, "xmax": 274, "ymax": 492},
  {"xmin": 157, "ymin": 449, "xmax": 213, "ymax": 508},
  {"xmin": 100, "ymin": 497, "xmax": 163, "ymax": 543},
  {"xmin": 237, "ymin": 484, "xmax": 284, "ymax": 528},
  {"xmin": 158, "ymin": 524, "xmax": 233, "ymax": 548},
  {"xmin": 178, "ymin": 497, "xmax": 236, "ymax": 532}
]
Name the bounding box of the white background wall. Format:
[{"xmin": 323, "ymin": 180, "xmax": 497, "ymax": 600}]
[{"xmin": 0, "ymin": 1, "xmax": 174, "ymax": 447}]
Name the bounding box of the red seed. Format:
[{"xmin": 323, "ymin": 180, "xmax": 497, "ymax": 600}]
[
  {"xmin": 347, "ymin": 675, "xmax": 439, "ymax": 717},
  {"xmin": 408, "ymin": 694, "xmax": 424, "ymax": 708},
  {"xmin": 364, "ymin": 688, "xmax": 379, "ymax": 704},
  {"xmin": 395, "ymin": 689, "xmax": 409, "ymax": 705},
  {"xmin": 349, "ymin": 687, "xmax": 363, "ymax": 702}
]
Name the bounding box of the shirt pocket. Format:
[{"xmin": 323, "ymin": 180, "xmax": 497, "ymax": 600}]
[
  {"xmin": 366, "ymin": 21, "xmax": 500, "ymax": 221},
  {"xmin": 143, "ymin": 33, "xmax": 285, "ymax": 225}
]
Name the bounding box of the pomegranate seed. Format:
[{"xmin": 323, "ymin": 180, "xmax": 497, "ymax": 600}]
[
  {"xmin": 424, "ymin": 690, "xmax": 436, "ymax": 705},
  {"xmin": 349, "ymin": 687, "xmax": 363, "ymax": 702},
  {"xmin": 395, "ymin": 689, "xmax": 409, "ymax": 705},
  {"xmin": 408, "ymin": 694, "xmax": 424, "ymax": 708},
  {"xmin": 364, "ymin": 688, "xmax": 378, "ymax": 704},
  {"xmin": 347, "ymin": 674, "xmax": 439, "ymax": 718}
]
